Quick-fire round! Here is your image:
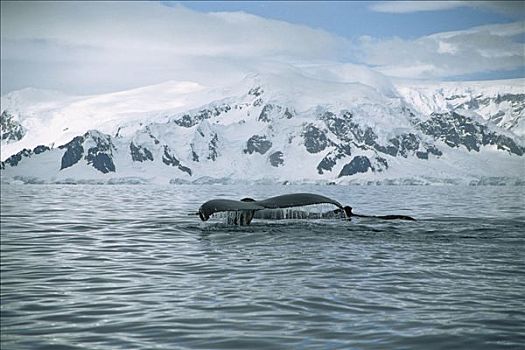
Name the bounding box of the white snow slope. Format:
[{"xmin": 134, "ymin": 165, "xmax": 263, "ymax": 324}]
[
  {"xmin": 396, "ymin": 79, "xmax": 525, "ymax": 137},
  {"xmin": 1, "ymin": 66, "xmax": 524, "ymax": 185}
]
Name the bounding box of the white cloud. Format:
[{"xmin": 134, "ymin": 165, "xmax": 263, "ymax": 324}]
[
  {"xmin": 1, "ymin": 2, "xmax": 342, "ymax": 57},
  {"xmin": 0, "ymin": 1, "xmax": 346, "ymax": 93},
  {"xmin": 0, "ymin": 1, "xmax": 523, "ymax": 93},
  {"xmin": 370, "ymin": 1, "xmax": 525, "ymax": 17},
  {"xmin": 356, "ymin": 21, "xmax": 525, "ymax": 79},
  {"xmin": 370, "ymin": 1, "xmax": 468, "ymax": 14},
  {"xmin": 437, "ymin": 41, "xmax": 458, "ymax": 54}
]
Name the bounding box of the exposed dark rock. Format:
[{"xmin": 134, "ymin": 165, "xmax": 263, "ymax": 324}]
[
  {"xmin": 208, "ymin": 133, "xmax": 219, "ymax": 161},
  {"xmin": 427, "ymin": 145, "xmax": 443, "ymax": 156},
  {"xmin": 418, "ymin": 112, "xmax": 524, "ymax": 155},
  {"xmin": 174, "ymin": 105, "xmax": 232, "ymax": 128},
  {"xmin": 130, "ymin": 142, "xmax": 154, "ymax": 162},
  {"xmin": 320, "ymin": 111, "xmax": 385, "ymax": 155},
  {"xmin": 491, "ymin": 111, "xmax": 505, "ymax": 125},
  {"xmin": 269, "ymin": 151, "xmax": 284, "ymax": 167},
  {"xmin": 445, "ymin": 94, "xmax": 467, "ymax": 101},
  {"xmin": 455, "ymin": 94, "xmax": 525, "ymax": 115},
  {"xmin": 337, "ymin": 144, "xmax": 352, "ymax": 156},
  {"xmin": 162, "ymin": 146, "xmax": 192, "ymax": 175},
  {"xmin": 302, "ymin": 124, "xmax": 330, "ymax": 153},
  {"xmin": 369, "ymin": 133, "xmax": 421, "ymax": 158},
  {"xmin": 419, "ymin": 112, "xmax": 479, "ymax": 151},
  {"xmin": 416, "ymin": 151, "xmax": 428, "ymax": 159},
  {"xmin": 178, "ymin": 164, "xmax": 192, "ymax": 175},
  {"xmin": 145, "ymin": 128, "xmax": 160, "ymax": 145},
  {"xmin": 318, "ymin": 109, "xmax": 448, "ymax": 161},
  {"xmin": 87, "ymin": 153, "xmax": 115, "ymax": 173},
  {"xmin": 258, "ymin": 104, "xmax": 281, "ymax": 122},
  {"xmin": 320, "ymin": 110, "xmax": 430, "ymax": 159},
  {"xmin": 494, "ymin": 93, "xmax": 525, "ymax": 105},
  {"xmin": 85, "ymin": 133, "xmax": 116, "ymax": 173},
  {"xmin": 1, "ymin": 110, "xmax": 26, "ymax": 143},
  {"xmin": 192, "ymin": 150, "xmax": 200, "ymax": 162},
  {"xmin": 191, "ymin": 124, "xmax": 220, "ymax": 162},
  {"xmin": 257, "ymin": 104, "xmax": 294, "ymax": 121},
  {"xmin": 373, "ymin": 143, "xmax": 398, "ymax": 156},
  {"xmin": 317, "ymin": 151, "xmax": 344, "ymax": 174},
  {"xmin": 402, "ymin": 133, "xmax": 420, "ymax": 154},
  {"xmin": 248, "ymin": 86, "xmax": 264, "ymax": 97},
  {"xmin": 175, "ymin": 114, "xmax": 194, "ymax": 128},
  {"xmin": 483, "ymin": 132, "xmax": 524, "ymax": 156},
  {"xmin": 253, "ymin": 98, "xmax": 264, "ymax": 107},
  {"xmin": 321, "ymin": 111, "xmax": 358, "ymax": 143},
  {"xmin": 1, "ymin": 146, "xmax": 48, "ymax": 170},
  {"xmin": 322, "ymin": 111, "xmax": 387, "ymax": 151},
  {"xmin": 244, "ymin": 135, "xmax": 272, "ymax": 155},
  {"xmin": 456, "ymin": 98, "xmax": 481, "ymax": 110},
  {"xmin": 376, "ymin": 156, "xmax": 388, "ymax": 170},
  {"xmin": 388, "ymin": 133, "xmax": 420, "ymax": 158},
  {"xmin": 3, "ymin": 148, "xmax": 32, "ymax": 167},
  {"xmin": 363, "ymin": 127, "xmax": 377, "ymax": 146},
  {"xmin": 316, "ymin": 144, "xmax": 352, "ymax": 174},
  {"xmin": 162, "ymin": 146, "xmax": 181, "ymax": 166},
  {"xmin": 338, "ymin": 156, "xmax": 372, "ymax": 177},
  {"xmin": 59, "ymin": 136, "xmax": 85, "ymax": 170},
  {"xmin": 33, "ymin": 145, "xmax": 50, "ymax": 155},
  {"xmin": 317, "ymin": 159, "xmax": 335, "ymax": 174}
]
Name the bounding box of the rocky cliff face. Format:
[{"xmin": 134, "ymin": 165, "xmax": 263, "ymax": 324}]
[
  {"xmin": 0, "ymin": 111, "xmax": 25, "ymax": 143},
  {"xmin": 396, "ymin": 80, "xmax": 525, "ymax": 137}
]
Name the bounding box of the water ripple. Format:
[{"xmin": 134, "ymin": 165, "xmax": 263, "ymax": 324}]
[{"xmin": 1, "ymin": 185, "xmax": 524, "ymax": 349}]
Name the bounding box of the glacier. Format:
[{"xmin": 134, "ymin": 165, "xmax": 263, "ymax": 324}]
[{"xmin": 1, "ymin": 66, "xmax": 524, "ymax": 185}]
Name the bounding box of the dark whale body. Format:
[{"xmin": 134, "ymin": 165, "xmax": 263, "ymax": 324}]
[
  {"xmin": 197, "ymin": 192, "xmax": 415, "ymax": 225},
  {"xmin": 198, "ymin": 193, "xmax": 345, "ymax": 224},
  {"xmin": 255, "ymin": 193, "xmax": 343, "ymax": 210},
  {"xmin": 352, "ymin": 213, "xmax": 416, "ymax": 221}
]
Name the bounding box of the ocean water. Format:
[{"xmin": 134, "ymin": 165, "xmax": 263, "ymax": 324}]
[{"xmin": 1, "ymin": 184, "xmax": 524, "ymax": 350}]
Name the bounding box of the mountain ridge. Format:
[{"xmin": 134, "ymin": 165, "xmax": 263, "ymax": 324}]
[{"xmin": 1, "ymin": 70, "xmax": 524, "ymax": 185}]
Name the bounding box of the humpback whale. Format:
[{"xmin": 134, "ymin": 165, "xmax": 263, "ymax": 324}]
[
  {"xmin": 198, "ymin": 193, "xmax": 347, "ymax": 225},
  {"xmin": 197, "ymin": 192, "xmax": 416, "ymax": 225}
]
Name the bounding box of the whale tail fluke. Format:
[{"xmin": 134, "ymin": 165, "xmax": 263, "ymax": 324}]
[{"xmin": 197, "ymin": 193, "xmax": 416, "ymax": 224}]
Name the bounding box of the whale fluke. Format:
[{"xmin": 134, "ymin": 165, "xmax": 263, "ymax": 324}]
[
  {"xmin": 256, "ymin": 193, "xmax": 343, "ymax": 210},
  {"xmin": 198, "ymin": 199, "xmax": 264, "ymax": 221},
  {"xmin": 198, "ymin": 193, "xmax": 415, "ymax": 224},
  {"xmin": 198, "ymin": 193, "xmax": 345, "ymax": 224}
]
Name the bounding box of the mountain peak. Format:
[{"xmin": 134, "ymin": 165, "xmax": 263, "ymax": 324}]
[{"xmin": 1, "ymin": 72, "xmax": 524, "ymax": 184}]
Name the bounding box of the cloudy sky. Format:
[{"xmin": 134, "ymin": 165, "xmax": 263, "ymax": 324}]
[{"xmin": 1, "ymin": 1, "xmax": 524, "ymax": 94}]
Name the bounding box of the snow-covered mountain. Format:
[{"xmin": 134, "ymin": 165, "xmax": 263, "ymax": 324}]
[
  {"xmin": 1, "ymin": 67, "xmax": 524, "ymax": 185},
  {"xmin": 396, "ymin": 79, "xmax": 525, "ymax": 137}
]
